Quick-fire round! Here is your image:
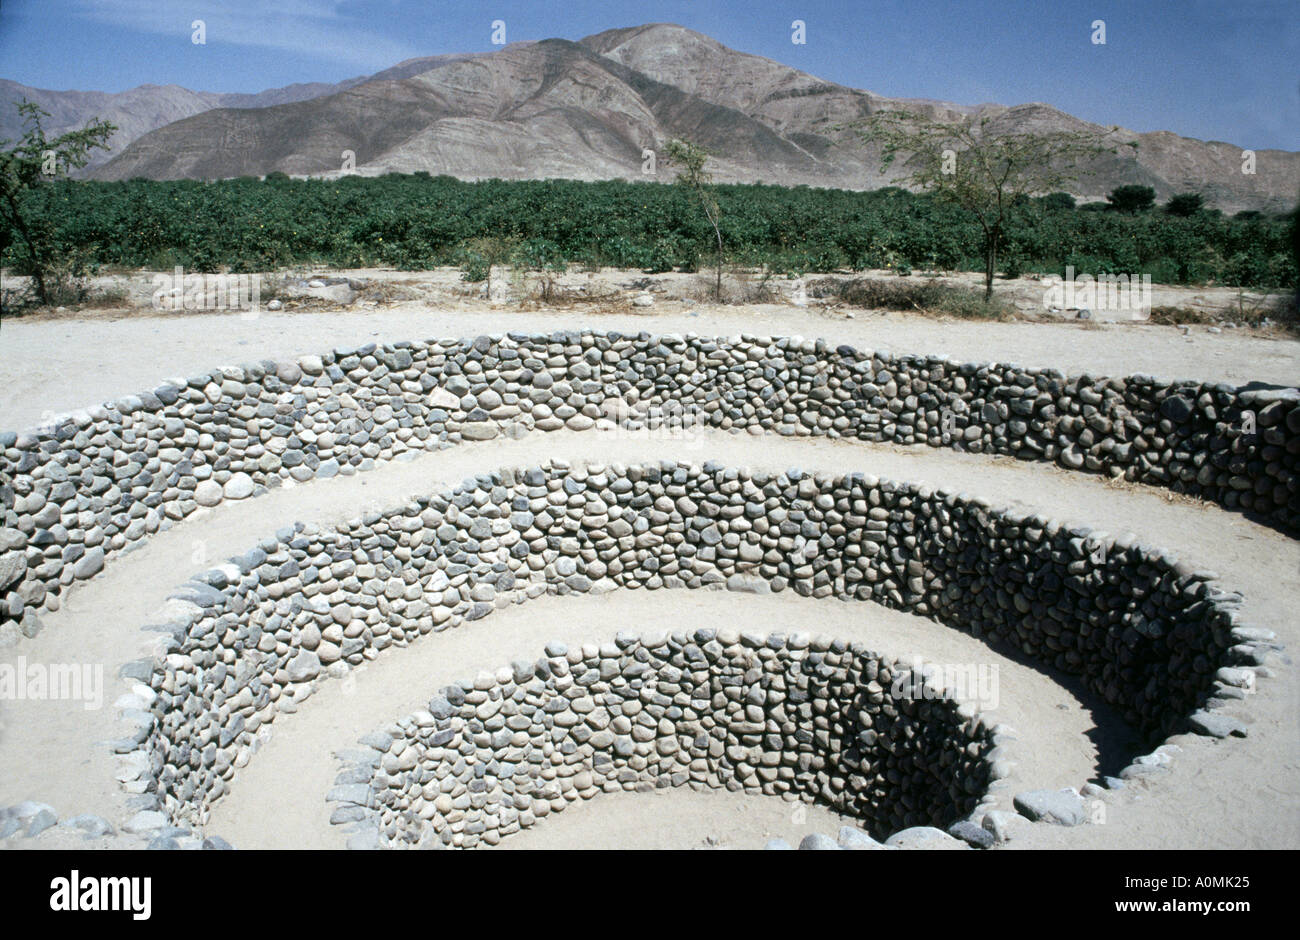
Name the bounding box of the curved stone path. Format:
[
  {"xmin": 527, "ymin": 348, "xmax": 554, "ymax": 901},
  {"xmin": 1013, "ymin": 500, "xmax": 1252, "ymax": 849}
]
[
  {"xmin": 210, "ymin": 589, "xmax": 1114, "ymax": 849},
  {"xmin": 4, "ymin": 305, "xmax": 1296, "ymax": 431},
  {"xmin": 2, "ymin": 428, "xmax": 1294, "ymax": 849}
]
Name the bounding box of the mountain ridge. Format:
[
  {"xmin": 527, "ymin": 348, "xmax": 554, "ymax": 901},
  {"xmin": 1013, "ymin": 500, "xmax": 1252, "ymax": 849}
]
[{"xmin": 3, "ymin": 24, "xmax": 1294, "ymax": 212}]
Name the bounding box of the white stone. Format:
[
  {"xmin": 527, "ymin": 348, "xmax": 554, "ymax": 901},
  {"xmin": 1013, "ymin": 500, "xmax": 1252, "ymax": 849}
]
[
  {"xmin": 223, "ymin": 473, "xmax": 255, "ymax": 500},
  {"xmin": 194, "ymin": 480, "xmax": 223, "ymax": 507}
]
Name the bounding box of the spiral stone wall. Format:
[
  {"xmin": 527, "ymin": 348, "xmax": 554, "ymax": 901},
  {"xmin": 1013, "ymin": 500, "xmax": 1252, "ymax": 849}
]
[
  {"xmin": 3, "ymin": 331, "xmax": 1297, "ymax": 644},
  {"xmin": 125, "ymin": 460, "xmax": 1255, "ymax": 836},
  {"xmin": 335, "ymin": 635, "xmax": 997, "ymax": 849}
]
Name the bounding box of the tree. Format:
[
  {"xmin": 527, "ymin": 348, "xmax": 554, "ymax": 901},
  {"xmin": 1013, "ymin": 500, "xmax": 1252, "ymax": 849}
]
[
  {"xmin": 1106, "ymin": 184, "xmax": 1156, "ymax": 213},
  {"xmin": 1, "ymin": 101, "xmax": 115, "ymax": 309},
  {"xmin": 1041, "ymin": 191, "xmax": 1077, "ymax": 211},
  {"xmin": 664, "ymin": 138, "xmax": 724, "ymax": 301},
  {"xmin": 1291, "ymin": 197, "xmax": 1300, "ymax": 311},
  {"xmin": 855, "ymin": 110, "xmax": 1126, "ymax": 300},
  {"xmin": 460, "ymin": 234, "xmax": 519, "ymax": 286},
  {"xmin": 1165, "ymin": 192, "xmax": 1204, "ymax": 216}
]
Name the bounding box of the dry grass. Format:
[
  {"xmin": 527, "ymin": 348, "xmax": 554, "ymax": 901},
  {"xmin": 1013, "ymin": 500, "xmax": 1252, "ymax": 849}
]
[
  {"xmin": 807, "ymin": 275, "xmax": 1015, "ymax": 320},
  {"xmin": 351, "ymin": 279, "xmax": 422, "ymax": 305},
  {"xmin": 671, "ymin": 268, "xmax": 801, "ymax": 305},
  {"xmin": 0, "ymin": 265, "xmax": 132, "ymax": 317},
  {"xmin": 1150, "ymin": 291, "xmax": 1298, "ymax": 336},
  {"xmin": 1148, "ymin": 305, "xmax": 1215, "ymax": 326},
  {"xmin": 515, "ymin": 272, "xmax": 624, "ymax": 309}
]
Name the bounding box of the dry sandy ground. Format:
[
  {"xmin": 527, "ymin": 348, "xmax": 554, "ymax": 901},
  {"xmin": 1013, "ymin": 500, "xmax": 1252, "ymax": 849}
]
[
  {"xmin": 8, "ymin": 264, "xmax": 1289, "ymax": 321},
  {"xmin": 0, "ymin": 302, "xmax": 1296, "ymax": 851},
  {"xmin": 1, "ymin": 301, "xmax": 1296, "ymax": 432}
]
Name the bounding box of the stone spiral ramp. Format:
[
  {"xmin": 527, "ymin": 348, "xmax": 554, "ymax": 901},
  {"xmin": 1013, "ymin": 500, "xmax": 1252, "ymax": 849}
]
[
  {"xmin": 2, "ymin": 429, "xmax": 1295, "ymax": 849},
  {"xmin": 209, "ymin": 588, "xmax": 1121, "ymax": 849},
  {"xmin": 2, "ymin": 311, "xmax": 1296, "ymax": 850},
  {"xmin": 5, "ymin": 307, "xmax": 1297, "ymax": 432}
]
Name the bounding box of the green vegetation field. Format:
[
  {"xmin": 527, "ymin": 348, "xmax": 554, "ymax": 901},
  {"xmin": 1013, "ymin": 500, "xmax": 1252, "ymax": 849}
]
[{"xmin": 4, "ymin": 173, "xmax": 1296, "ymax": 289}]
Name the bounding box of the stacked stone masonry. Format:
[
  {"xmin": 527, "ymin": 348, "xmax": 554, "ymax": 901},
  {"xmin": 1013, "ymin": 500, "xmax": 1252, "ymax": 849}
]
[
  {"xmin": 336, "ymin": 636, "xmax": 998, "ymax": 849},
  {"xmin": 130, "ymin": 460, "xmax": 1252, "ymax": 839},
  {"xmin": 2, "ymin": 331, "xmax": 1297, "ymax": 643}
]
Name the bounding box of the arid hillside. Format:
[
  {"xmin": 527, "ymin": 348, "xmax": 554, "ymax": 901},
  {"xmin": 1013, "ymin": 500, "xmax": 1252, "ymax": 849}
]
[{"xmin": 1, "ymin": 24, "xmax": 1282, "ymax": 211}]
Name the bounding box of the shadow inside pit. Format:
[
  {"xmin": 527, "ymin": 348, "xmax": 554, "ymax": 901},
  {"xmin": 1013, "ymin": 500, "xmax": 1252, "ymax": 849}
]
[{"xmin": 975, "ymin": 632, "xmax": 1146, "ymax": 781}]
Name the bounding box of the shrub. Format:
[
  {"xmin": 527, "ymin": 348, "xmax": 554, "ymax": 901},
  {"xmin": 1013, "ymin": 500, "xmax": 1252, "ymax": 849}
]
[
  {"xmin": 1064, "ymin": 251, "xmax": 1139, "ymax": 277},
  {"xmin": 932, "ymin": 287, "xmax": 1013, "ymax": 319},
  {"xmin": 3, "ymin": 174, "xmax": 1292, "ymax": 292},
  {"xmin": 809, "ymin": 277, "xmax": 1008, "ymax": 319},
  {"xmin": 644, "ymin": 237, "xmax": 680, "ymax": 273},
  {"xmin": 459, "ymin": 252, "xmax": 490, "ymax": 282},
  {"xmin": 1107, "ymin": 185, "xmax": 1156, "ymax": 213},
  {"xmin": 1001, "ymin": 251, "xmax": 1025, "ymax": 279},
  {"xmin": 1165, "ymin": 193, "xmax": 1204, "ymax": 216}
]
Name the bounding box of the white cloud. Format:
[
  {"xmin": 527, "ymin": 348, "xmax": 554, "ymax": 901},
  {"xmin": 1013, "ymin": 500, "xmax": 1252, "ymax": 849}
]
[{"xmin": 73, "ymin": 0, "xmax": 422, "ymax": 72}]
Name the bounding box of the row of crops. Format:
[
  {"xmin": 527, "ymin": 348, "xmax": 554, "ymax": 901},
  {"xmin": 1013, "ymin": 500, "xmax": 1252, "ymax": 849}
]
[{"xmin": 4, "ymin": 173, "xmax": 1295, "ymax": 288}]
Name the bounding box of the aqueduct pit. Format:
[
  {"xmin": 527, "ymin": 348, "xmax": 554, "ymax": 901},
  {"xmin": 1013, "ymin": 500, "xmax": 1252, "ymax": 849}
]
[{"xmin": 0, "ymin": 330, "xmax": 1291, "ymax": 849}]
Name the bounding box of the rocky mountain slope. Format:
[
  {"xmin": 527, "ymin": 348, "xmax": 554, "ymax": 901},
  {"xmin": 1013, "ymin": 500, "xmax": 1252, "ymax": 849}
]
[
  {"xmin": 5, "ymin": 24, "xmax": 1294, "ymax": 211},
  {"xmin": 578, "ymin": 24, "xmax": 1297, "ymax": 212},
  {"xmin": 0, "ymin": 51, "xmax": 493, "ymax": 168},
  {"xmin": 0, "ymin": 77, "xmax": 354, "ymax": 169}
]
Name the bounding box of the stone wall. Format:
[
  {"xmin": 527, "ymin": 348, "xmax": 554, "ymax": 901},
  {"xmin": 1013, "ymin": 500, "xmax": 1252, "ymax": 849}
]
[
  {"xmin": 331, "ymin": 635, "xmax": 998, "ymax": 849},
  {"xmin": 3, "ymin": 331, "xmax": 1297, "ymax": 643},
  {"xmin": 126, "ymin": 461, "xmax": 1252, "ymax": 837}
]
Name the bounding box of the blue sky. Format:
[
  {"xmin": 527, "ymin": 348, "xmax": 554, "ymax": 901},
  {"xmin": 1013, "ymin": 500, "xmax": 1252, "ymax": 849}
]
[{"xmin": 0, "ymin": 0, "xmax": 1295, "ymax": 149}]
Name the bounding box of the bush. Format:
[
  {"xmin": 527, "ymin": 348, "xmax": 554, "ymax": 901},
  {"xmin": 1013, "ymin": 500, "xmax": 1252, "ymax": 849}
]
[
  {"xmin": 830, "ymin": 277, "xmax": 945, "ymax": 309},
  {"xmin": 1041, "ymin": 192, "xmax": 1077, "ymax": 211},
  {"xmin": 932, "ymin": 287, "xmax": 1013, "ymax": 319},
  {"xmin": 809, "ymin": 277, "xmax": 1008, "ymax": 319},
  {"xmin": 1107, "ymin": 185, "xmax": 1156, "ymax": 213},
  {"xmin": 513, "ymin": 238, "xmax": 566, "ymax": 272},
  {"xmin": 1001, "ymin": 251, "xmax": 1025, "ymax": 279},
  {"xmin": 4, "ymin": 174, "xmax": 1293, "ymax": 292},
  {"xmin": 459, "ymin": 252, "xmax": 490, "ymax": 282},
  {"xmin": 1165, "ymin": 193, "xmax": 1204, "ymax": 216},
  {"xmin": 1064, "ymin": 251, "xmax": 1140, "ymax": 277},
  {"xmin": 644, "ymin": 237, "xmax": 680, "ymax": 273},
  {"xmin": 1143, "ymin": 258, "xmax": 1183, "ymax": 285}
]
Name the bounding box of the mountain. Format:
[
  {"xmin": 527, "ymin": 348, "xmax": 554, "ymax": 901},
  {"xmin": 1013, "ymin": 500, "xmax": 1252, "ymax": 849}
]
[
  {"xmin": 577, "ymin": 24, "xmax": 1298, "ymax": 212},
  {"xmin": 7, "ymin": 24, "xmax": 1294, "ymax": 212},
  {"xmin": 0, "ymin": 77, "xmax": 357, "ymax": 168},
  {"xmin": 0, "ymin": 51, "xmax": 492, "ymax": 169},
  {"xmin": 82, "ymin": 38, "xmax": 831, "ymax": 186}
]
